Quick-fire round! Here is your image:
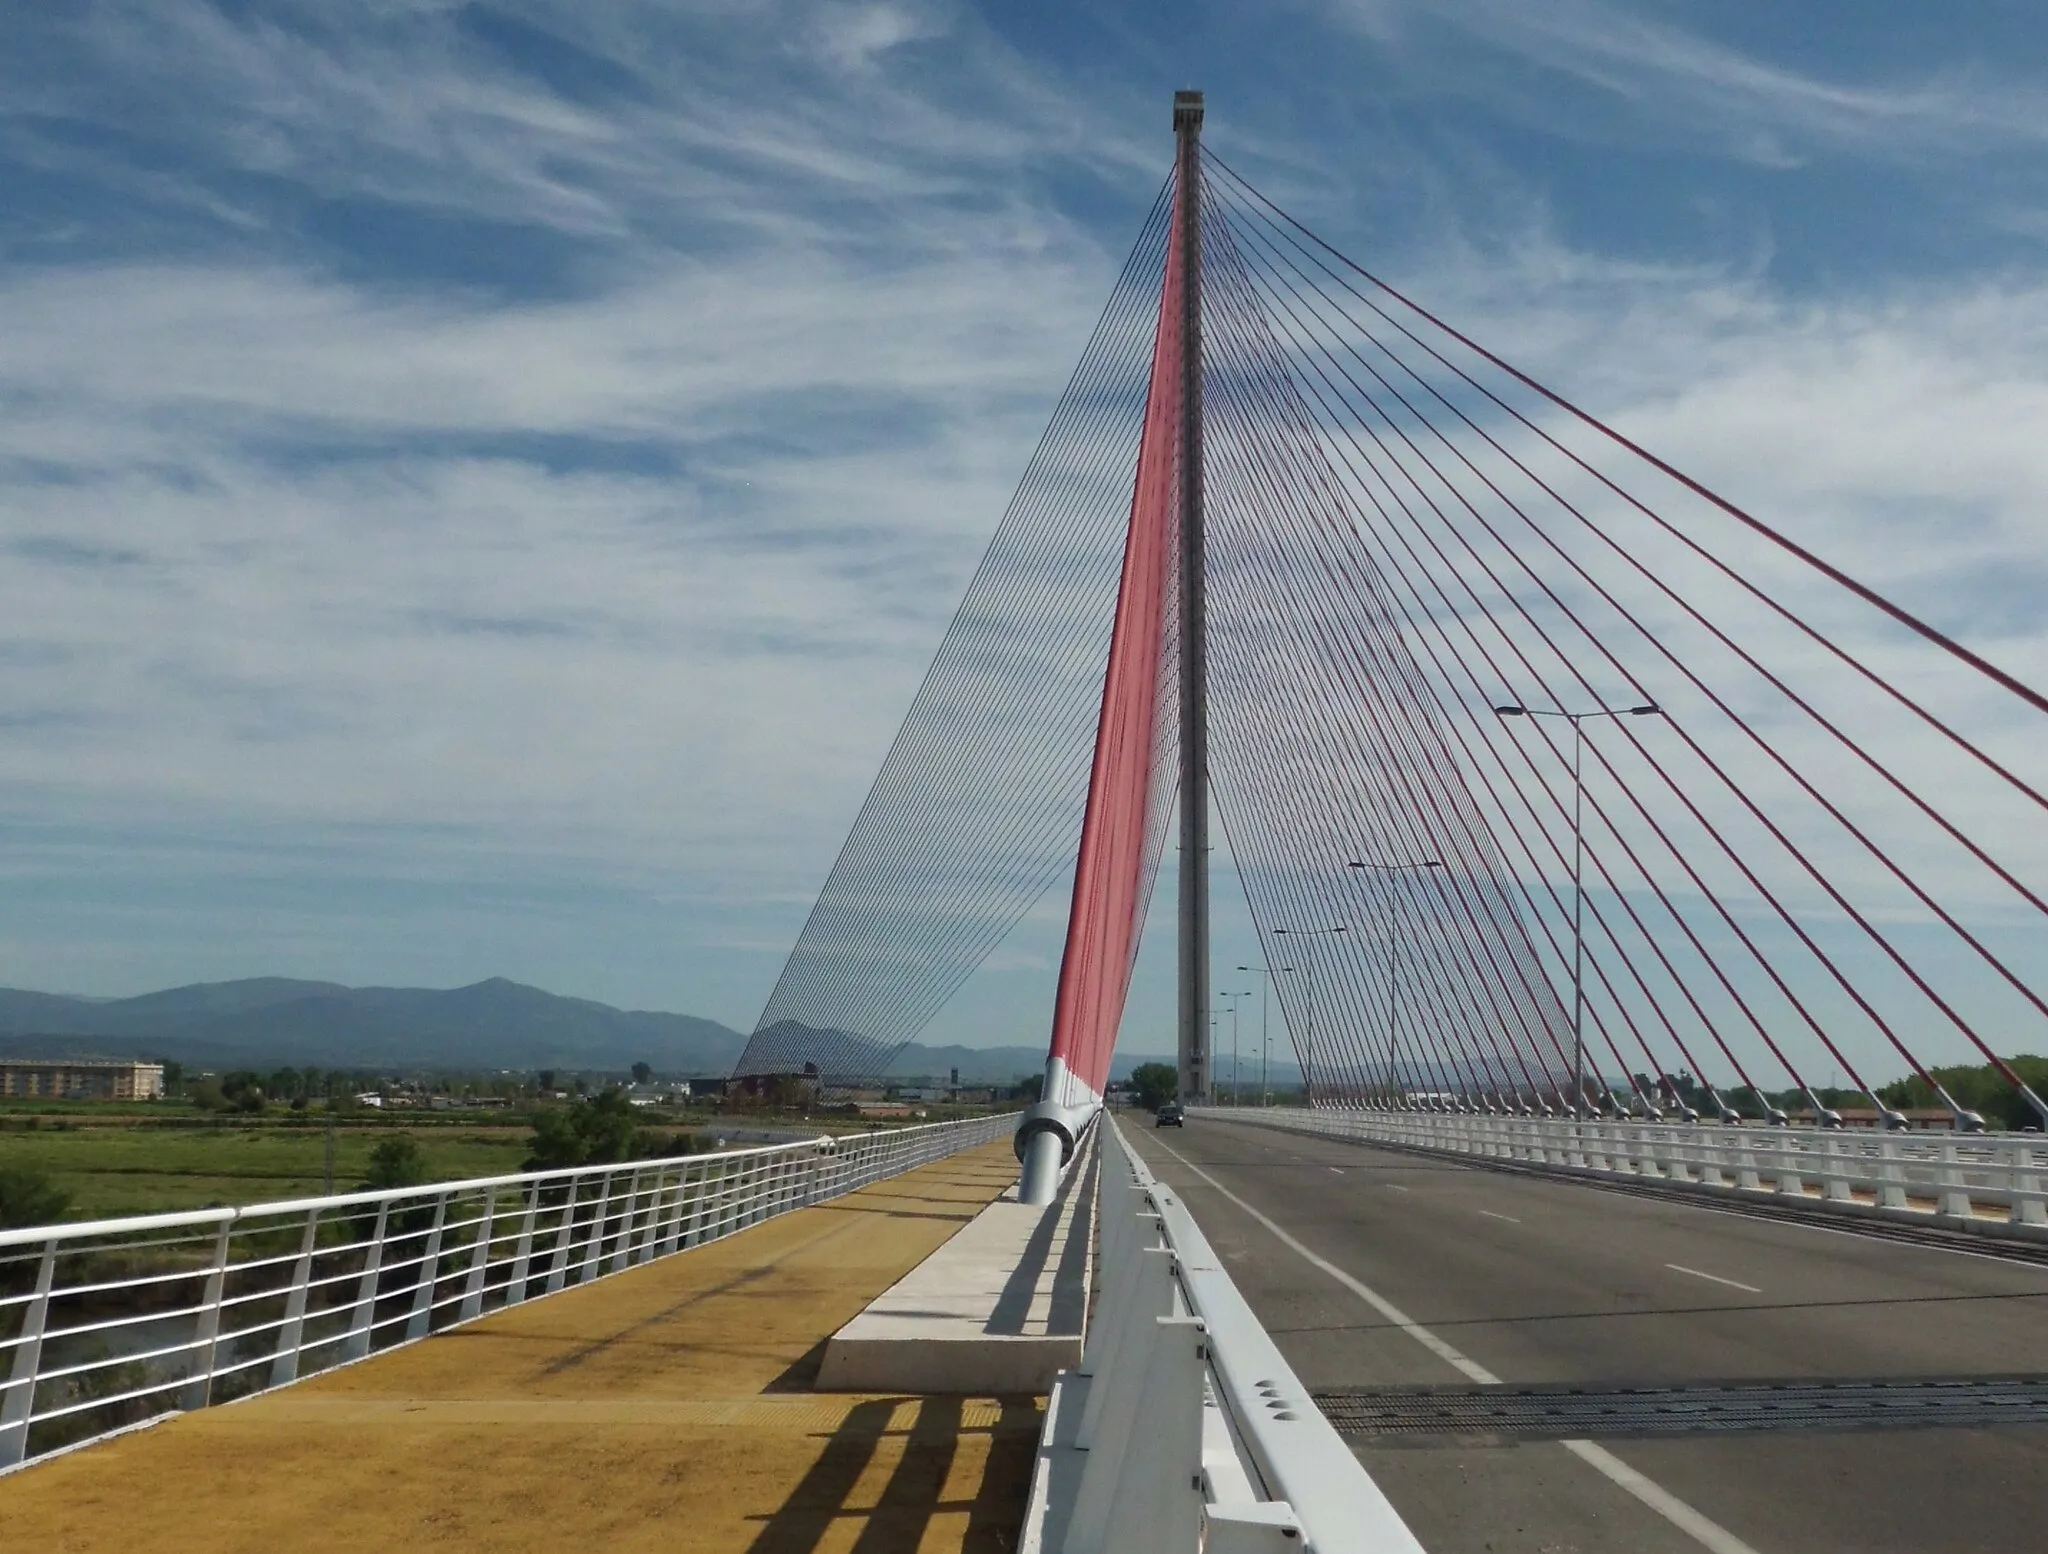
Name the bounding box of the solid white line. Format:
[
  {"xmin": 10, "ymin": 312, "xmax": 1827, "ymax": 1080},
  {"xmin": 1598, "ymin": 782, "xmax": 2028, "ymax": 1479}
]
[
  {"xmin": 1477, "ymin": 1210, "xmax": 1522, "ymax": 1223},
  {"xmin": 1148, "ymin": 1134, "xmax": 1765, "ymax": 1554},
  {"xmin": 1666, "ymin": 1263, "xmax": 1763, "ymax": 1294},
  {"xmin": 1561, "ymin": 1440, "xmax": 1765, "ymax": 1554}
]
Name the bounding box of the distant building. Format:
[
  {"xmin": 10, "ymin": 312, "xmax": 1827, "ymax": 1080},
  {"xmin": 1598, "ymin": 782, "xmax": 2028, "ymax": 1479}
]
[
  {"xmin": 851, "ymin": 1101, "xmax": 916, "ymax": 1118},
  {"xmin": 0, "ymin": 1059, "xmax": 165, "ymax": 1101}
]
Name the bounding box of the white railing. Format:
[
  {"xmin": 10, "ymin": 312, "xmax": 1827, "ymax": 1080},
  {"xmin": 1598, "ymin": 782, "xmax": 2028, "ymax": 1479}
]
[
  {"xmin": 1206, "ymin": 1108, "xmax": 2048, "ymax": 1242},
  {"xmin": 0, "ymin": 1111, "xmax": 1011, "ymax": 1473},
  {"xmin": 1025, "ymin": 1116, "xmax": 1425, "ymax": 1554}
]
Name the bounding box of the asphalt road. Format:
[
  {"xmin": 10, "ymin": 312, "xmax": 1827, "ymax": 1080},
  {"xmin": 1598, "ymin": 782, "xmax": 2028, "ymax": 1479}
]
[{"xmin": 1124, "ymin": 1114, "xmax": 2048, "ymax": 1554}]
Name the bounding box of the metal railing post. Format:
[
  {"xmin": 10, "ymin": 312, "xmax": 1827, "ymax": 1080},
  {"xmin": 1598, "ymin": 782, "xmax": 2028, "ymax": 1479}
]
[
  {"xmin": 609, "ymin": 1168, "xmax": 642, "ymax": 1275},
  {"xmin": 180, "ymin": 1219, "xmax": 234, "ymax": 1411},
  {"xmin": 544, "ymin": 1180, "xmax": 578, "ymax": 1295},
  {"xmin": 458, "ymin": 1188, "xmax": 499, "ymax": 1323},
  {"xmin": 507, "ymin": 1182, "xmax": 540, "ymax": 1305},
  {"xmin": 404, "ymin": 1193, "xmax": 451, "ymax": 1342},
  {"xmin": 577, "ymin": 1170, "xmax": 612, "ymax": 1281},
  {"xmin": 268, "ymin": 1208, "xmax": 324, "ymax": 1389},
  {"xmin": 344, "ymin": 1201, "xmax": 391, "ymax": 1361},
  {"xmin": 0, "ymin": 1237, "xmax": 57, "ymax": 1468}
]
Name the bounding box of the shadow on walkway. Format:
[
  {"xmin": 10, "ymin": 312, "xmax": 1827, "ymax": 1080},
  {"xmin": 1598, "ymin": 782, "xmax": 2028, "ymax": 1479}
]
[{"xmin": 746, "ymin": 1395, "xmax": 1042, "ymax": 1554}]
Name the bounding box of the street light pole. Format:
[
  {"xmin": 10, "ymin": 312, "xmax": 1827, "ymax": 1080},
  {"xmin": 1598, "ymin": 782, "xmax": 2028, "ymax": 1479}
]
[
  {"xmin": 1238, "ymin": 963, "xmax": 1292, "ymax": 1107},
  {"xmin": 1348, "ymin": 859, "xmax": 1443, "ymax": 1107},
  {"xmin": 1496, "ymin": 699, "xmax": 1663, "ymax": 1122},
  {"xmin": 1273, "ymin": 926, "xmax": 1346, "ymax": 1107},
  {"xmin": 1213, "ymin": 992, "xmax": 1249, "ymax": 1105}
]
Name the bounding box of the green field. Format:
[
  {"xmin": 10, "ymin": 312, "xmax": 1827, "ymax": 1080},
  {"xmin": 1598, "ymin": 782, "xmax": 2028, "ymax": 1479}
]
[
  {"xmin": 0, "ymin": 1117, "xmax": 532, "ymax": 1221},
  {"xmin": 0, "ymin": 1098, "xmax": 1011, "ymax": 1224}
]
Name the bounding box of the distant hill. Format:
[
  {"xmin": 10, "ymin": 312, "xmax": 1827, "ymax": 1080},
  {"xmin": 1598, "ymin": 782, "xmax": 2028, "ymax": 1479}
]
[
  {"xmin": 0, "ymin": 978, "xmax": 1301, "ymax": 1085},
  {"xmin": 0, "ymin": 978, "xmax": 746, "ymax": 1074}
]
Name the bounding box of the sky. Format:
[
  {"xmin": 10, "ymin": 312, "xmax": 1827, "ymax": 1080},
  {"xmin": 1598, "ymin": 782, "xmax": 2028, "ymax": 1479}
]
[{"xmin": 3, "ymin": 2, "xmax": 2048, "ymax": 1059}]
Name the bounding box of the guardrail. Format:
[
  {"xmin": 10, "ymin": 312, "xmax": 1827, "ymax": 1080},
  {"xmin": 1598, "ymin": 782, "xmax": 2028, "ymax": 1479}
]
[
  {"xmin": 1206, "ymin": 1108, "xmax": 2048, "ymax": 1243},
  {"xmin": 1024, "ymin": 1116, "xmax": 1425, "ymax": 1554},
  {"xmin": 0, "ymin": 1111, "xmax": 1011, "ymax": 1473}
]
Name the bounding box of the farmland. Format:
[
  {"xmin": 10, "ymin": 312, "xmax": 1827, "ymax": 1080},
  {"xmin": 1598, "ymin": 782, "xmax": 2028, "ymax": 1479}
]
[{"xmin": 0, "ymin": 1110, "xmax": 532, "ymax": 1219}]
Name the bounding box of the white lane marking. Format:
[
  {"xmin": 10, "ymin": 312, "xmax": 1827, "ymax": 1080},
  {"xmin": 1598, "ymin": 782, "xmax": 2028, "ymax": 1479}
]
[
  {"xmin": 1148, "ymin": 1135, "xmax": 1764, "ymax": 1554},
  {"xmin": 1387, "ymin": 1184, "xmax": 1412, "ymax": 1192},
  {"xmin": 1666, "ymin": 1263, "xmax": 1762, "ymax": 1295},
  {"xmin": 1328, "ymin": 1167, "xmax": 1346, "ymax": 1174},
  {"xmin": 1148, "ymin": 1136, "xmax": 1497, "ymax": 1383},
  {"xmin": 1477, "ymin": 1210, "xmax": 1522, "ymax": 1223},
  {"xmin": 1561, "ymin": 1441, "xmax": 1764, "ymax": 1554}
]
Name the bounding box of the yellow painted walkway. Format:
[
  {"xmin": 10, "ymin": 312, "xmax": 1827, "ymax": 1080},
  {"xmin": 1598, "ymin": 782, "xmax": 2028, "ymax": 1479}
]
[{"xmin": 1, "ymin": 1143, "xmax": 1039, "ymax": 1554}]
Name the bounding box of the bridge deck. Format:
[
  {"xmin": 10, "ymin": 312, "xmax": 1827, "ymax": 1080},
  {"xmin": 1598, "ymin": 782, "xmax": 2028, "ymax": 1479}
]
[{"xmin": 1, "ymin": 1141, "xmax": 1038, "ymax": 1554}]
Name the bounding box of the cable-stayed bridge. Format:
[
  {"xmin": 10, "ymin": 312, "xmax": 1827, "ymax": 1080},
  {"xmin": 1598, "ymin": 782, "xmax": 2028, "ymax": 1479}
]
[
  {"xmin": 7, "ymin": 93, "xmax": 2047, "ymax": 1554},
  {"xmin": 736, "ymin": 92, "xmax": 2048, "ymax": 1140}
]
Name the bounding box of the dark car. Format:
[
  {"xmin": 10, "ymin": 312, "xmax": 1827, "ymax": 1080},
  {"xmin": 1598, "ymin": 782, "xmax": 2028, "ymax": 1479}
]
[{"xmin": 1155, "ymin": 1102, "xmax": 1185, "ymax": 1127}]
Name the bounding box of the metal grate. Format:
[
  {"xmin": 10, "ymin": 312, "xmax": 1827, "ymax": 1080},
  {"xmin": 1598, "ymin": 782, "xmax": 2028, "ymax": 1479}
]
[{"xmin": 1312, "ymin": 1377, "xmax": 2048, "ymax": 1441}]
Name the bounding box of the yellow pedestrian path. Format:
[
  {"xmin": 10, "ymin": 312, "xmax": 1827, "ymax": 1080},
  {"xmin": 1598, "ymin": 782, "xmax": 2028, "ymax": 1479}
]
[{"xmin": 0, "ymin": 1142, "xmax": 1041, "ymax": 1554}]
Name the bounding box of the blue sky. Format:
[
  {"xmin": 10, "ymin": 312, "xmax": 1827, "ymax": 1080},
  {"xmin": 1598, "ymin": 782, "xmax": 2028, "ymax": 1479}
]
[{"xmin": 3, "ymin": 2, "xmax": 2047, "ymax": 1060}]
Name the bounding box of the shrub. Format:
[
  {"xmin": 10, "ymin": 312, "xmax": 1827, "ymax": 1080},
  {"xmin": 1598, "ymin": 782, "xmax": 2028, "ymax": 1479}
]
[
  {"xmin": 361, "ymin": 1136, "xmax": 429, "ymax": 1191},
  {"xmin": 0, "ymin": 1166, "xmax": 73, "ymax": 1230}
]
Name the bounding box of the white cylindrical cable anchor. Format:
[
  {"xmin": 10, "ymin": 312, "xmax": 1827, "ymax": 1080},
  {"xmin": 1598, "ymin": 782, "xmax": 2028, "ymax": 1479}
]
[{"xmin": 1019, "ymin": 1127, "xmax": 1064, "ymax": 1206}]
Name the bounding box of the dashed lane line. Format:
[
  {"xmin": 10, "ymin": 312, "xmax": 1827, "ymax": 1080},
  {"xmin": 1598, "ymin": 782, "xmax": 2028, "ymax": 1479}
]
[
  {"xmin": 1667, "ymin": 1263, "xmax": 1763, "ymax": 1295},
  {"xmin": 1147, "ymin": 1133, "xmax": 1766, "ymax": 1554}
]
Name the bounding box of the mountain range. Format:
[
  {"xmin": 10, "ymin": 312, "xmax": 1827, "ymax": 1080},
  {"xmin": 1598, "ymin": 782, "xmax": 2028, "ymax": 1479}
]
[{"xmin": 0, "ymin": 978, "xmax": 1252, "ymax": 1083}]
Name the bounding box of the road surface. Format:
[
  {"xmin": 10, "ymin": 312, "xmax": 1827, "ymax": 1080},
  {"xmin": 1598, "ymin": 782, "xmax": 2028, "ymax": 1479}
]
[{"xmin": 1126, "ymin": 1114, "xmax": 2048, "ymax": 1554}]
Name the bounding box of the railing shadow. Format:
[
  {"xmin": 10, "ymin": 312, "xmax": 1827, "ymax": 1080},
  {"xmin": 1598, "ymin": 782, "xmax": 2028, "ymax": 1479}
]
[{"xmin": 744, "ymin": 1395, "xmax": 1041, "ymax": 1554}]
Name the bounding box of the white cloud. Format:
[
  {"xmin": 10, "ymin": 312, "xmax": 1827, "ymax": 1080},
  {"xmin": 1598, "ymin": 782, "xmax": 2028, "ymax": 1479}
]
[
  {"xmin": 2, "ymin": 1, "xmax": 2046, "ymax": 1085},
  {"xmin": 1319, "ymin": 0, "xmax": 2048, "ymax": 163}
]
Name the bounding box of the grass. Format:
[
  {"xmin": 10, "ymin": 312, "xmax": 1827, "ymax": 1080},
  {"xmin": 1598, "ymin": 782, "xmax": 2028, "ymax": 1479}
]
[
  {"xmin": 0, "ymin": 1118, "xmax": 531, "ymax": 1220},
  {"xmin": 0, "ymin": 1098, "xmax": 1018, "ymax": 1224}
]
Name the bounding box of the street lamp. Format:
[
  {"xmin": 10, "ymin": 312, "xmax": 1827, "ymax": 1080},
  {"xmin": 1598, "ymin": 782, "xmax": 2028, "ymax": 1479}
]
[
  {"xmin": 1348, "ymin": 859, "xmax": 1443, "ymax": 1108},
  {"xmin": 1214, "ymin": 991, "xmax": 1250, "ymax": 1104},
  {"xmin": 1495, "ymin": 698, "xmax": 1664, "ymax": 1121},
  {"xmin": 1238, "ymin": 963, "xmax": 1293, "ymax": 1106},
  {"xmin": 1272, "ymin": 925, "xmax": 1346, "ymax": 1106}
]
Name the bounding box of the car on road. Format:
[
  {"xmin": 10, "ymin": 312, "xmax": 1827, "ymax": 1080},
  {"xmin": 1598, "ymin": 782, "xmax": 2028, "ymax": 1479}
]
[{"xmin": 1155, "ymin": 1102, "xmax": 1185, "ymax": 1127}]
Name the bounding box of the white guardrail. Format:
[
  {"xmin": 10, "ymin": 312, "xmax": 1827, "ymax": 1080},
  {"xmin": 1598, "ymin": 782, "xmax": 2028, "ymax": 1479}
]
[
  {"xmin": 0, "ymin": 1111, "xmax": 1011, "ymax": 1473},
  {"xmin": 1025, "ymin": 1115, "xmax": 1426, "ymax": 1554},
  {"xmin": 1205, "ymin": 1108, "xmax": 2048, "ymax": 1242}
]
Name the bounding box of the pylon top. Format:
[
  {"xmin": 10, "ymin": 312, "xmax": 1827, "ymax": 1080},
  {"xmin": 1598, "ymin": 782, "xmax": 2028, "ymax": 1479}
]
[{"xmin": 1174, "ymin": 90, "xmax": 1204, "ymax": 133}]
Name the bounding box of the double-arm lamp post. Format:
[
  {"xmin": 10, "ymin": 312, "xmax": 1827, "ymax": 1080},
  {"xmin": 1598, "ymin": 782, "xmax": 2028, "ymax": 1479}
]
[
  {"xmin": 1237, "ymin": 962, "xmax": 1293, "ymax": 1106},
  {"xmin": 1494, "ymin": 698, "xmax": 1663, "ymax": 1121},
  {"xmin": 1271, "ymin": 925, "xmax": 1346, "ymax": 1107},
  {"xmin": 1347, "ymin": 858, "xmax": 1444, "ymax": 1107},
  {"xmin": 1215, "ymin": 990, "xmax": 1250, "ymax": 1104}
]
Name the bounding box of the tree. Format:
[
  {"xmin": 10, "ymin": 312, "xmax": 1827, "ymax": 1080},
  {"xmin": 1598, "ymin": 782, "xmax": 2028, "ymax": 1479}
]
[
  {"xmin": 523, "ymin": 1089, "xmax": 641, "ymax": 1171},
  {"xmin": 580, "ymin": 1089, "xmax": 639, "ymax": 1159},
  {"xmin": 631, "ymin": 1061, "xmax": 653, "ymax": 1086},
  {"xmin": 1880, "ymin": 1055, "xmax": 2048, "ymax": 1130},
  {"xmin": 362, "ymin": 1136, "xmax": 428, "ymax": 1191},
  {"xmin": 219, "ymin": 1071, "xmax": 266, "ymax": 1114},
  {"xmin": 1129, "ymin": 1063, "xmax": 1179, "ymax": 1112},
  {"xmin": 0, "ymin": 1166, "xmax": 71, "ymax": 1230}
]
